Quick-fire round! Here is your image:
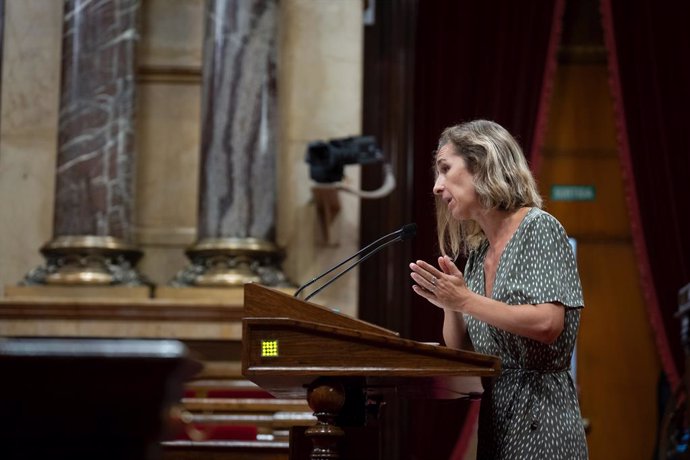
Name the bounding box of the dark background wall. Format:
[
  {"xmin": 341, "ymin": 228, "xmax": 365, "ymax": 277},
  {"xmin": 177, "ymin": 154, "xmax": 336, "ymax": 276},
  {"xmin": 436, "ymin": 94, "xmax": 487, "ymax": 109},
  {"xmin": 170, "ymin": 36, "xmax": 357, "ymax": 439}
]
[{"xmin": 359, "ymin": 1, "xmax": 660, "ymax": 459}]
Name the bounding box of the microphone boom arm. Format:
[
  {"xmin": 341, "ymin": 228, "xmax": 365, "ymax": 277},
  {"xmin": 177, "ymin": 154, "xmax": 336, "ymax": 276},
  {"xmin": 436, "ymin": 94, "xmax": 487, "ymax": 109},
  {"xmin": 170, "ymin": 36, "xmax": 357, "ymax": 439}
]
[
  {"xmin": 303, "ymin": 235, "xmax": 404, "ymax": 302},
  {"xmin": 293, "ymin": 228, "xmax": 403, "ymax": 299}
]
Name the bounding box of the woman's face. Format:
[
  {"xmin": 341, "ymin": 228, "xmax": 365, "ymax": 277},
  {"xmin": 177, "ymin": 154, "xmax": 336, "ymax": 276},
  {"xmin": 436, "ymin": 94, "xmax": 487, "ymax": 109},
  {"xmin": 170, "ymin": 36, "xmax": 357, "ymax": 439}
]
[{"xmin": 433, "ymin": 143, "xmax": 480, "ymax": 221}]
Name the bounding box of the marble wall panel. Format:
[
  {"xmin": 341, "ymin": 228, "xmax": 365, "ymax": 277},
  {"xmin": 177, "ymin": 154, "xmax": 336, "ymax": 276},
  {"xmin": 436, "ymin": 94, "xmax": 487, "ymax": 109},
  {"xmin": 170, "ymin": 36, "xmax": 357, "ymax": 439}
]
[
  {"xmin": 277, "ymin": 0, "xmax": 363, "ymax": 316},
  {"xmin": 134, "ymin": 83, "xmax": 200, "ymax": 238},
  {"xmin": 134, "ymin": 82, "xmax": 201, "ymax": 284},
  {"xmin": 139, "ymin": 0, "xmax": 204, "ymax": 68},
  {"xmin": 280, "ymin": 0, "xmax": 363, "ymax": 139},
  {"xmin": 0, "ymin": 1, "xmax": 63, "ymax": 295},
  {"xmin": 134, "ymin": 0, "xmax": 204, "ymax": 285}
]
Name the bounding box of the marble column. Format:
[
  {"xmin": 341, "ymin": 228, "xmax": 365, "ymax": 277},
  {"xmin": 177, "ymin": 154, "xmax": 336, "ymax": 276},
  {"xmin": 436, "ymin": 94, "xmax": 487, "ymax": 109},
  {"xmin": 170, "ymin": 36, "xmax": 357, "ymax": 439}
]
[
  {"xmin": 173, "ymin": 0, "xmax": 286, "ymax": 287},
  {"xmin": 24, "ymin": 0, "xmax": 145, "ymax": 286}
]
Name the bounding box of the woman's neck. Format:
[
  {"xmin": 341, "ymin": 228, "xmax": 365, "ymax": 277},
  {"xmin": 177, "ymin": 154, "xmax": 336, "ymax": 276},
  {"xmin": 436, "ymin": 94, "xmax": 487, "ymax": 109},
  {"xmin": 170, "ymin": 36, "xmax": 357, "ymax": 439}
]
[{"xmin": 478, "ymin": 207, "xmax": 530, "ymax": 249}]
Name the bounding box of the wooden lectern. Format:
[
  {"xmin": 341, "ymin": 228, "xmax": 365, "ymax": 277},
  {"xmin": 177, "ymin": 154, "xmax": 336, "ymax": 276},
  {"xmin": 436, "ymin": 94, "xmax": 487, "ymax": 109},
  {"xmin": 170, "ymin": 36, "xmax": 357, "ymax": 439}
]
[{"xmin": 242, "ymin": 284, "xmax": 500, "ymax": 460}]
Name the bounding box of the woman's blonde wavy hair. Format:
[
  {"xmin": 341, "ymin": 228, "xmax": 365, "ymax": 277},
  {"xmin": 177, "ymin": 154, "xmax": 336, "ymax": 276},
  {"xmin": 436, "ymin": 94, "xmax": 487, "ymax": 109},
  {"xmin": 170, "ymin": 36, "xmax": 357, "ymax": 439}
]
[{"xmin": 435, "ymin": 120, "xmax": 542, "ymax": 258}]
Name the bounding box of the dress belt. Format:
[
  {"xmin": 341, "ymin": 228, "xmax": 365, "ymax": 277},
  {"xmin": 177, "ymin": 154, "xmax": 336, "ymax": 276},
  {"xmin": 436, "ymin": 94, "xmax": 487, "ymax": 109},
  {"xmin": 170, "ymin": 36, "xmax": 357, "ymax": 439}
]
[
  {"xmin": 499, "ymin": 366, "xmax": 571, "ymax": 432},
  {"xmin": 501, "ymin": 366, "xmax": 569, "ymax": 375}
]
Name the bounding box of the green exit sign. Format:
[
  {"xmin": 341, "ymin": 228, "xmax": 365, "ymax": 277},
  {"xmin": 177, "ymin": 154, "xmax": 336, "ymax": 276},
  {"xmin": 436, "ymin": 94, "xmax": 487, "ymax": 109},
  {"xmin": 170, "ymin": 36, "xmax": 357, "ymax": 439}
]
[{"xmin": 550, "ymin": 185, "xmax": 596, "ymax": 202}]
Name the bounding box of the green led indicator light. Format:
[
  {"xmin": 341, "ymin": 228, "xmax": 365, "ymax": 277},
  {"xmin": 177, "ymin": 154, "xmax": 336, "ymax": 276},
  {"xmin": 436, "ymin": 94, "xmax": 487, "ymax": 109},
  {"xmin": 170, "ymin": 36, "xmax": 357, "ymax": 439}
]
[{"xmin": 261, "ymin": 340, "xmax": 279, "ymax": 357}]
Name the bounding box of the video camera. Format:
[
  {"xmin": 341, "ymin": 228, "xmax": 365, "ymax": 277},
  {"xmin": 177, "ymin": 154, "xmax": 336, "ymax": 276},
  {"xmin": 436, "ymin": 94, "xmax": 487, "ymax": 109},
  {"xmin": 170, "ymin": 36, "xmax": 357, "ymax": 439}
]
[{"xmin": 305, "ymin": 136, "xmax": 383, "ymax": 183}]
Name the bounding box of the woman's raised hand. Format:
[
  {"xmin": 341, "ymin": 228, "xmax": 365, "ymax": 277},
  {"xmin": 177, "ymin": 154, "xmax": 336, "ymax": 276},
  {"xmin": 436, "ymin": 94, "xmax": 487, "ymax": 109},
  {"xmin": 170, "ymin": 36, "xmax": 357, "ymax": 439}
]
[{"xmin": 409, "ymin": 255, "xmax": 469, "ymax": 311}]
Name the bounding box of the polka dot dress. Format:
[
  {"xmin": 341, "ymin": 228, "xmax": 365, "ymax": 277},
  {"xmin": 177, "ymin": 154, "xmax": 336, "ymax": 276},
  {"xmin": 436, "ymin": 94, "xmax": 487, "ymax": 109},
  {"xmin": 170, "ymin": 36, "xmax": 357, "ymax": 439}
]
[{"xmin": 464, "ymin": 208, "xmax": 588, "ymax": 459}]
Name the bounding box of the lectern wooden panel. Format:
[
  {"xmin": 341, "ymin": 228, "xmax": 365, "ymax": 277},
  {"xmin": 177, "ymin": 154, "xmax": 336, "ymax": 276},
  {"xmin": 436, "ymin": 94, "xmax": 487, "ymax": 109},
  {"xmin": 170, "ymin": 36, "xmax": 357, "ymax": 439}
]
[{"xmin": 241, "ymin": 284, "xmax": 500, "ymax": 459}]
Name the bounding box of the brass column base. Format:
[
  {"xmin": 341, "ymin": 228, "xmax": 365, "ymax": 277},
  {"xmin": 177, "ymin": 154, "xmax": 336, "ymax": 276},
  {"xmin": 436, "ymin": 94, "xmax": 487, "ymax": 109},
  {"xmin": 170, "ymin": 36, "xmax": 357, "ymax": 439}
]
[
  {"xmin": 171, "ymin": 238, "xmax": 289, "ymax": 287},
  {"xmin": 22, "ymin": 236, "xmax": 147, "ymax": 286}
]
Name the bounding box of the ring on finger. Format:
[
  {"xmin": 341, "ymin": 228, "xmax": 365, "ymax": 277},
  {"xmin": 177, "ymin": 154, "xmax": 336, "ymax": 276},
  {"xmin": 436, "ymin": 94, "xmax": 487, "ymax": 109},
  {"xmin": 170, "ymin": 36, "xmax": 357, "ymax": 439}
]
[{"xmin": 431, "ymin": 276, "xmax": 437, "ymax": 286}]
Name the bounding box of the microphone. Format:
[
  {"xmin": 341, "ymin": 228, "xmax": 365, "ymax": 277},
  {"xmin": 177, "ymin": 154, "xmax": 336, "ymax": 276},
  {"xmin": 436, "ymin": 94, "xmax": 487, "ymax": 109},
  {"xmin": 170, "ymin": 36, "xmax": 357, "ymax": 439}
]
[
  {"xmin": 294, "ymin": 223, "xmax": 417, "ymax": 302},
  {"xmin": 293, "ymin": 223, "xmax": 415, "ymax": 299}
]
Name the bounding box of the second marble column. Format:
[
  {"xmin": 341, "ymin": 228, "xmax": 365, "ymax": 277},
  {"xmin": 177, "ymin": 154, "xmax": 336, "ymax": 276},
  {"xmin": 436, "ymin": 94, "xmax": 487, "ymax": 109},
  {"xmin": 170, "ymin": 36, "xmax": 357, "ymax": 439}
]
[{"xmin": 174, "ymin": 0, "xmax": 286, "ymax": 287}]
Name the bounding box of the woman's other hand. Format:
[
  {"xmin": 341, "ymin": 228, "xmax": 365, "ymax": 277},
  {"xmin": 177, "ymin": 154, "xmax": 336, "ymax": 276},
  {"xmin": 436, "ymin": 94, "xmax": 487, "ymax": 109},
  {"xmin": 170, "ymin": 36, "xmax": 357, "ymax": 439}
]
[{"xmin": 409, "ymin": 255, "xmax": 470, "ymax": 311}]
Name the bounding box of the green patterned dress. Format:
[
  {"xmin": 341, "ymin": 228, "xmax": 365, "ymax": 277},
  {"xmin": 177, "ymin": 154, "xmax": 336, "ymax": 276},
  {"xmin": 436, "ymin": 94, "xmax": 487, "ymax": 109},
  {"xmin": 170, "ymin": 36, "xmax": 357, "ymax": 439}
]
[{"xmin": 463, "ymin": 208, "xmax": 588, "ymax": 459}]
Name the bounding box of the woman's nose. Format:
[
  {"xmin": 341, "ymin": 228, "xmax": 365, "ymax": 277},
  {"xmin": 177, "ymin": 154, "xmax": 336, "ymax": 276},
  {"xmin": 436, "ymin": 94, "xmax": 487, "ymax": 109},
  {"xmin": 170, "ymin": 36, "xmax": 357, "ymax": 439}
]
[{"xmin": 433, "ymin": 177, "xmax": 443, "ymax": 195}]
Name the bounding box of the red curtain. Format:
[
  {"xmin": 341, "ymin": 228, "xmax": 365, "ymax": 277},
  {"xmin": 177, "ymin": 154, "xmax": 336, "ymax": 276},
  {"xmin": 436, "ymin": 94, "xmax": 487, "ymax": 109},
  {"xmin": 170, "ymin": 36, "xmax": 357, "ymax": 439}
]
[
  {"xmin": 601, "ymin": 0, "xmax": 690, "ymax": 391},
  {"xmin": 409, "ymin": 1, "xmax": 565, "ymax": 458},
  {"xmin": 413, "ymin": 0, "xmax": 564, "ymax": 172},
  {"xmin": 411, "ymin": 0, "xmax": 565, "ymax": 342}
]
